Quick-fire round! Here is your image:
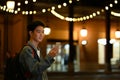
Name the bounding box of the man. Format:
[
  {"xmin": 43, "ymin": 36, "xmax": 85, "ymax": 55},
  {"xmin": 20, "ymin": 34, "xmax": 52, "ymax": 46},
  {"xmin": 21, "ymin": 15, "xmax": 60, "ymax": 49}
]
[{"xmin": 19, "ymin": 21, "xmax": 59, "ymax": 80}]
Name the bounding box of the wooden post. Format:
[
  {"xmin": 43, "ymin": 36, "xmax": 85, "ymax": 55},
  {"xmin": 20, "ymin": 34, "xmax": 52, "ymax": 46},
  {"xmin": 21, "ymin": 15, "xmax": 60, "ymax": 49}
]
[{"xmin": 68, "ymin": 3, "xmax": 75, "ymax": 72}]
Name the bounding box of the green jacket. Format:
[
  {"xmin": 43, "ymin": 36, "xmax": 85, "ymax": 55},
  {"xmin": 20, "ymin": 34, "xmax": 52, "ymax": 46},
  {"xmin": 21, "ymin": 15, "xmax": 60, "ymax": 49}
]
[{"xmin": 19, "ymin": 41, "xmax": 54, "ymax": 80}]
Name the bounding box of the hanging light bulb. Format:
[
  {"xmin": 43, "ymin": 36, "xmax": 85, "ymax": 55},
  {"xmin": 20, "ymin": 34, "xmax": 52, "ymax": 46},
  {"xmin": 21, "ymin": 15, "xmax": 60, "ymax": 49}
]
[
  {"xmin": 80, "ymin": 28, "xmax": 88, "ymax": 37},
  {"xmin": 115, "ymin": 29, "xmax": 120, "ymax": 38},
  {"xmin": 81, "ymin": 40, "xmax": 87, "ymax": 45},
  {"xmin": 44, "ymin": 26, "xmax": 51, "ymax": 35},
  {"xmin": 33, "ymin": 0, "xmax": 36, "ymax": 2},
  {"xmin": 6, "ymin": 0, "xmax": 15, "ymax": 10}
]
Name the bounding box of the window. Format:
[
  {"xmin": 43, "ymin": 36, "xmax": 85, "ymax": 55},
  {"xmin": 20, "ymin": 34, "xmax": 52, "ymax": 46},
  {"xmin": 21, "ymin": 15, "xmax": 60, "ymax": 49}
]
[
  {"xmin": 46, "ymin": 43, "xmax": 80, "ymax": 72},
  {"xmin": 98, "ymin": 39, "xmax": 120, "ymax": 68}
]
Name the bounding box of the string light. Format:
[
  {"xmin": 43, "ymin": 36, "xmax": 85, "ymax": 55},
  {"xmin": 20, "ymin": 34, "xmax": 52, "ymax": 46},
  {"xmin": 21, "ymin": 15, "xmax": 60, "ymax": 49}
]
[
  {"xmin": 17, "ymin": 2, "xmax": 21, "ymax": 6},
  {"xmin": 42, "ymin": 9, "xmax": 46, "ymax": 13},
  {"xmin": 6, "ymin": 1, "xmax": 15, "ymax": 10},
  {"xmin": 0, "ymin": 0, "xmax": 119, "ymax": 20},
  {"xmin": 114, "ymin": 0, "xmax": 118, "ymax": 4},
  {"xmin": 25, "ymin": 0, "xmax": 28, "ymax": 4},
  {"xmin": 17, "ymin": 8, "xmax": 21, "ymax": 11},
  {"xmin": 111, "ymin": 11, "xmax": 120, "ymax": 17},
  {"xmin": 63, "ymin": 3, "xmax": 67, "ymax": 7},
  {"xmin": 50, "ymin": 9, "xmax": 102, "ymax": 22},
  {"xmin": 51, "ymin": 6, "xmax": 55, "ymax": 10},
  {"xmin": 58, "ymin": 5, "xmax": 62, "ymax": 8},
  {"xmin": 109, "ymin": 3, "xmax": 113, "ymax": 7},
  {"xmin": 33, "ymin": 0, "xmax": 37, "ymax": 2},
  {"xmin": 105, "ymin": 6, "xmax": 109, "ymax": 10},
  {"xmin": 69, "ymin": 0, "xmax": 72, "ymax": 4}
]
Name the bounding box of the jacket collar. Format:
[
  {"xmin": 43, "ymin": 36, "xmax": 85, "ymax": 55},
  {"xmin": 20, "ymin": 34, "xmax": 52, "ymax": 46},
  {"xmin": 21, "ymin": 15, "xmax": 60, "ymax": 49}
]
[{"xmin": 27, "ymin": 41, "xmax": 38, "ymax": 51}]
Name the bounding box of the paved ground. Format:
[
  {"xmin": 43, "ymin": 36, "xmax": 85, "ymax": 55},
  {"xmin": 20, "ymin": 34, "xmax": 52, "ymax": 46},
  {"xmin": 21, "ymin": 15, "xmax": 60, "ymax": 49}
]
[
  {"xmin": 48, "ymin": 72, "xmax": 120, "ymax": 80},
  {"xmin": 1, "ymin": 72, "xmax": 120, "ymax": 80},
  {"xmin": 48, "ymin": 74, "xmax": 120, "ymax": 80}
]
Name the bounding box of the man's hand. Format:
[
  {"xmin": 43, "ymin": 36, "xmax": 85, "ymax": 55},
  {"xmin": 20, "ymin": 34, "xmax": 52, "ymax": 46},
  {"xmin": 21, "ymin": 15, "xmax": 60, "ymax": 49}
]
[{"xmin": 48, "ymin": 46, "xmax": 59, "ymax": 57}]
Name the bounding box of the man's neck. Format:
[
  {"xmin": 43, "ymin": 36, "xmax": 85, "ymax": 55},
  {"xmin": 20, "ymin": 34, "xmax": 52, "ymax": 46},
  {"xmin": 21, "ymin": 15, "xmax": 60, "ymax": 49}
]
[{"xmin": 29, "ymin": 40, "xmax": 39, "ymax": 49}]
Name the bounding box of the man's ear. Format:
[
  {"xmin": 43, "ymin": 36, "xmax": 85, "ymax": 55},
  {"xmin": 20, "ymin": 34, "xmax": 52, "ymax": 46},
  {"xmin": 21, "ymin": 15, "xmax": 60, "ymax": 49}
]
[{"xmin": 29, "ymin": 31, "xmax": 32, "ymax": 36}]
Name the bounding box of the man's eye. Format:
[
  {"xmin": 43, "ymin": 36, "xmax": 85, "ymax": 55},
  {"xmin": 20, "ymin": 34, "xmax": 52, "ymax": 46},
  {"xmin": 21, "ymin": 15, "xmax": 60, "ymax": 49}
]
[
  {"xmin": 37, "ymin": 31, "xmax": 40, "ymax": 33},
  {"xmin": 37, "ymin": 30, "xmax": 44, "ymax": 33}
]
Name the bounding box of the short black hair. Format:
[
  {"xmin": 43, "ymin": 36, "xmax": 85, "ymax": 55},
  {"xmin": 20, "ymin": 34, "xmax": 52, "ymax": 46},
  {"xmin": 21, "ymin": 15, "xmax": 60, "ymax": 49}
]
[
  {"xmin": 27, "ymin": 21, "xmax": 45, "ymax": 32},
  {"xmin": 27, "ymin": 21, "xmax": 45, "ymax": 40}
]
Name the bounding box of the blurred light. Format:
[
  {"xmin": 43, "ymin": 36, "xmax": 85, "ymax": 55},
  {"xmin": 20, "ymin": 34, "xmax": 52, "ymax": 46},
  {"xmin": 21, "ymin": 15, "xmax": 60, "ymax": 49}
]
[
  {"xmin": 93, "ymin": 13, "xmax": 96, "ymax": 16},
  {"xmin": 109, "ymin": 3, "xmax": 113, "ymax": 7},
  {"xmin": 58, "ymin": 5, "xmax": 61, "ymax": 8},
  {"xmin": 110, "ymin": 39, "xmax": 116, "ymax": 44},
  {"xmin": 105, "ymin": 6, "xmax": 109, "ymax": 10},
  {"xmin": 42, "ymin": 9, "xmax": 46, "ymax": 13},
  {"xmin": 6, "ymin": 1, "xmax": 15, "ymax": 10},
  {"xmin": 17, "ymin": 8, "xmax": 21, "ymax": 11},
  {"xmin": 97, "ymin": 39, "xmax": 115, "ymax": 45},
  {"xmin": 47, "ymin": 8, "xmax": 51, "ymax": 11},
  {"xmin": 111, "ymin": 11, "xmax": 120, "ymax": 17},
  {"xmin": 33, "ymin": 11, "xmax": 36, "ymax": 14},
  {"xmin": 33, "ymin": 0, "xmax": 36, "ymax": 2},
  {"xmin": 115, "ymin": 30, "xmax": 120, "ymax": 38},
  {"xmin": 25, "ymin": 0, "xmax": 28, "ymax": 4},
  {"xmin": 90, "ymin": 15, "xmax": 93, "ymax": 18},
  {"xmin": 17, "ymin": 2, "xmax": 21, "ymax": 6},
  {"xmin": 25, "ymin": 11, "xmax": 28, "ymax": 15},
  {"xmin": 44, "ymin": 27, "xmax": 51, "ymax": 35},
  {"xmin": 51, "ymin": 6, "xmax": 55, "ymax": 10},
  {"xmin": 69, "ymin": 0, "xmax": 72, "ymax": 4},
  {"xmin": 80, "ymin": 28, "xmax": 88, "ymax": 37},
  {"xmin": 63, "ymin": 3, "xmax": 67, "ymax": 7},
  {"xmin": 114, "ymin": 0, "xmax": 118, "ymax": 4},
  {"xmin": 14, "ymin": 10, "xmax": 18, "ymax": 14},
  {"xmin": 101, "ymin": 9, "xmax": 104, "ymax": 12},
  {"xmin": 22, "ymin": 11, "xmax": 25, "ymax": 14},
  {"xmin": 97, "ymin": 11, "xmax": 100, "ymax": 15},
  {"xmin": 98, "ymin": 39, "xmax": 106, "ymax": 45},
  {"xmin": 81, "ymin": 40, "xmax": 87, "ymax": 45},
  {"xmin": 29, "ymin": 11, "xmax": 32, "ymax": 14}
]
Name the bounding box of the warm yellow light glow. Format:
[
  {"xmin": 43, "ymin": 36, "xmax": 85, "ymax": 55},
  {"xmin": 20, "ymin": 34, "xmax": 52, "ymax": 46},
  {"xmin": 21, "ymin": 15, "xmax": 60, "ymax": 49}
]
[
  {"xmin": 80, "ymin": 28, "xmax": 88, "ymax": 37},
  {"xmin": 93, "ymin": 13, "xmax": 96, "ymax": 16},
  {"xmin": 97, "ymin": 11, "xmax": 100, "ymax": 15},
  {"xmin": 22, "ymin": 11, "xmax": 25, "ymax": 14},
  {"xmin": 90, "ymin": 15, "xmax": 93, "ymax": 18},
  {"xmin": 69, "ymin": 0, "xmax": 72, "ymax": 4},
  {"xmin": 115, "ymin": 30, "xmax": 120, "ymax": 38},
  {"xmin": 42, "ymin": 9, "xmax": 46, "ymax": 13},
  {"xmin": 33, "ymin": 0, "xmax": 36, "ymax": 2},
  {"xmin": 105, "ymin": 6, "xmax": 109, "ymax": 10},
  {"xmin": 97, "ymin": 39, "xmax": 116, "ymax": 45},
  {"xmin": 33, "ymin": 11, "xmax": 36, "ymax": 14},
  {"xmin": 25, "ymin": 0, "xmax": 28, "ymax": 4},
  {"xmin": 51, "ymin": 6, "xmax": 55, "ymax": 10},
  {"xmin": 111, "ymin": 11, "xmax": 120, "ymax": 17},
  {"xmin": 29, "ymin": 11, "xmax": 32, "ymax": 14},
  {"xmin": 109, "ymin": 3, "xmax": 113, "ymax": 7},
  {"xmin": 17, "ymin": 8, "xmax": 20, "ymax": 11},
  {"xmin": 7, "ymin": 1, "xmax": 15, "ymax": 10},
  {"xmin": 81, "ymin": 40, "xmax": 87, "ymax": 45},
  {"xmin": 63, "ymin": 3, "xmax": 67, "ymax": 7},
  {"xmin": 114, "ymin": 0, "xmax": 118, "ymax": 4},
  {"xmin": 58, "ymin": 5, "xmax": 61, "ymax": 8},
  {"xmin": 44, "ymin": 27, "xmax": 51, "ymax": 35},
  {"xmin": 14, "ymin": 10, "xmax": 18, "ymax": 14},
  {"xmin": 17, "ymin": 2, "xmax": 21, "ymax": 6}
]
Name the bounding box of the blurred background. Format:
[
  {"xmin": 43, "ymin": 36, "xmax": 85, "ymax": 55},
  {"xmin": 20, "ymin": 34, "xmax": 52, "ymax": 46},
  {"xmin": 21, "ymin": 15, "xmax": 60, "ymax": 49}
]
[{"xmin": 0, "ymin": 0, "xmax": 120, "ymax": 80}]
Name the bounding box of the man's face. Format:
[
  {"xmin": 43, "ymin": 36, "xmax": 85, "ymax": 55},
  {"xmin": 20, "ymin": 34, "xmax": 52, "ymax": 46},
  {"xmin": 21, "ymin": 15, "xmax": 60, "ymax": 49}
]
[{"xmin": 30, "ymin": 26, "xmax": 45, "ymax": 43}]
